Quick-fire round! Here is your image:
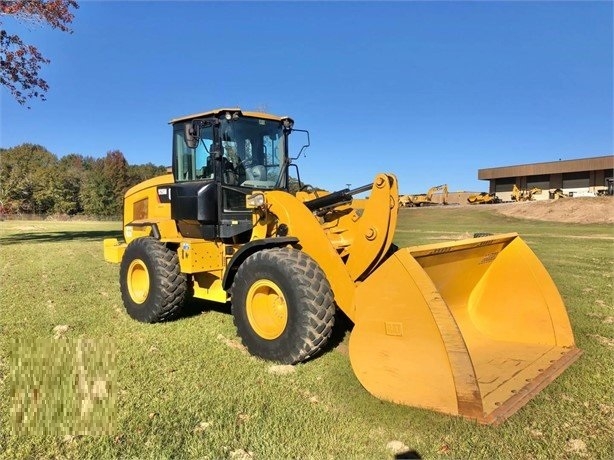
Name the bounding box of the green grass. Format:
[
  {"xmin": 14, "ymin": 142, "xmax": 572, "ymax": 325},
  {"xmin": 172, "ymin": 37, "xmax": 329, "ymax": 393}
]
[{"xmin": 0, "ymin": 211, "xmax": 612, "ymax": 459}]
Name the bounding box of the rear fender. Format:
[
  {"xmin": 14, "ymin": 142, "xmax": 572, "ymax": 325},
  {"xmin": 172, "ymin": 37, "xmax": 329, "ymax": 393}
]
[{"xmin": 123, "ymin": 219, "xmax": 181, "ymax": 244}]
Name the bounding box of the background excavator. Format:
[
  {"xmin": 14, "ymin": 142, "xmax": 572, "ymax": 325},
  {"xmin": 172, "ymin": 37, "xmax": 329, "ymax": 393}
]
[
  {"xmin": 104, "ymin": 108, "xmax": 580, "ymax": 425},
  {"xmin": 399, "ymin": 184, "xmax": 448, "ymax": 207}
]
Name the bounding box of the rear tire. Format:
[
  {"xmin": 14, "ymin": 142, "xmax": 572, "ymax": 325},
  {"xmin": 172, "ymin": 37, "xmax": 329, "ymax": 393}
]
[
  {"xmin": 231, "ymin": 247, "xmax": 335, "ymax": 364},
  {"xmin": 119, "ymin": 237, "xmax": 187, "ymax": 323}
]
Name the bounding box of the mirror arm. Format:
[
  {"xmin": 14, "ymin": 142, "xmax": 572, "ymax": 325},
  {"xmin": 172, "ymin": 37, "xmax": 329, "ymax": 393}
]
[{"xmin": 289, "ymin": 128, "xmax": 310, "ymax": 161}]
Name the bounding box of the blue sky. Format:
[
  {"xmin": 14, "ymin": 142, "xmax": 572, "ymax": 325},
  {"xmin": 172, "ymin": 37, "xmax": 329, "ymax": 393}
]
[{"xmin": 1, "ymin": 1, "xmax": 612, "ymax": 194}]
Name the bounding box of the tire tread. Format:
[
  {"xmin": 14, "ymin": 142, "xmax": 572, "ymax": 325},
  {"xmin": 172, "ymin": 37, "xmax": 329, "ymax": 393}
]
[
  {"xmin": 231, "ymin": 247, "xmax": 335, "ymax": 364},
  {"xmin": 120, "ymin": 237, "xmax": 187, "ymax": 323}
]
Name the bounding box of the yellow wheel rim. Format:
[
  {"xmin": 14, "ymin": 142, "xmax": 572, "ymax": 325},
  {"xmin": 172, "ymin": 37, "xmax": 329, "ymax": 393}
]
[
  {"xmin": 127, "ymin": 259, "xmax": 150, "ymax": 304},
  {"xmin": 246, "ymin": 280, "xmax": 288, "ymax": 340}
]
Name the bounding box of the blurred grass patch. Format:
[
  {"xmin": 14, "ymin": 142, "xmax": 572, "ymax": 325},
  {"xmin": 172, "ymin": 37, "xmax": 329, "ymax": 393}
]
[{"xmin": 7, "ymin": 336, "xmax": 115, "ymax": 436}]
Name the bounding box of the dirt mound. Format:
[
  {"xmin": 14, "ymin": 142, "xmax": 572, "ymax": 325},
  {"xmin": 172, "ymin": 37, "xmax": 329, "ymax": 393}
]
[{"xmin": 495, "ymin": 196, "xmax": 613, "ymax": 224}]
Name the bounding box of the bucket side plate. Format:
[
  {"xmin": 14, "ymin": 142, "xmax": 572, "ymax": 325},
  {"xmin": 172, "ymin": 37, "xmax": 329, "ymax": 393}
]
[{"xmin": 349, "ymin": 234, "xmax": 580, "ymax": 424}]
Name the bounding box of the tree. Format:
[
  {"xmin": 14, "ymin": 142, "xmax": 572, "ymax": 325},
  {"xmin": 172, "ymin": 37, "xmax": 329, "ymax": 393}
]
[
  {"xmin": 0, "ymin": 0, "xmax": 78, "ymax": 106},
  {"xmin": 1, "ymin": 144, "xmax": 167, "ymax": 217},
  {"xmin": 80, "ymin": 150, "xmax": 130, "ymax": 216},
  {"xmin": 51, "ymin": 153, "xmax": 88, "ymax": 214},
  {"xmin": 0, "ymin": 143, "xmax": 57, "ymax": 213},
  {"xmin": 129, "ymin": 163, "xmax": 168, "ymax": 185}
]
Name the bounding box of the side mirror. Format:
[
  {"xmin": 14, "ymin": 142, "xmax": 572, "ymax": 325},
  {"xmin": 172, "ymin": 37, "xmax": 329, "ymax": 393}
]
[{"xmin": 184, "ymin": 122, "xmax": 199, "ymax": 149}]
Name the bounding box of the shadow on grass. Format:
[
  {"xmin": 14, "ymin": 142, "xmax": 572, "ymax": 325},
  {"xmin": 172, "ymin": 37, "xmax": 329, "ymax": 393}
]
[
  {"xmin": 325, "ymin": 308, "xmax": 354, "ymax": 352},
  {"xmin": 395, "ymin": 452, "xmax": 422, "ymax": 459},
  {"xmin": 175, "ymin": 297, "xmax": 355, "ymax": 362},
  {"xmin": 179, "ymin": 297, "xmax": 231, "ymax": 319},
  {"xmin": 0, "ymin": 230, "xmax": 123, "ymax": 245}
]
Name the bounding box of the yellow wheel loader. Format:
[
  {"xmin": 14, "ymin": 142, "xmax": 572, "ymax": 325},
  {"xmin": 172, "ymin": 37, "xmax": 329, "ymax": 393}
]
[
  {"xmin": 467, "ymin": 192, "xmax": 501, "ymax": 205},
  {"xmin": 398, "ymin": 194, "xmax": 413, "ymax": 207},
  {"xmin": 104, "ymin": 108, "xmax": 580, "ymax": 424}
]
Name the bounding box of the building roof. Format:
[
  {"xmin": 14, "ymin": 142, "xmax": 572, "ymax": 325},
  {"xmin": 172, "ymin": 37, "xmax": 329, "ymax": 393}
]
[{"xmin": 478, "ymin": 155, "xmax": 614, "ymax": 180}]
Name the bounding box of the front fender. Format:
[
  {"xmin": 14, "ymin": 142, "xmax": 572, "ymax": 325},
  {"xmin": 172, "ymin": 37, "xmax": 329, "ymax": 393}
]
[{"xmin": 222, "ymin": 237, "xmax": 298, "ymax": 290}]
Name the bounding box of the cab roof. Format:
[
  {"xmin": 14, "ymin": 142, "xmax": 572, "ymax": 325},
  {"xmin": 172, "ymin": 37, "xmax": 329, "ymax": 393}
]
[{"xmin": 169, "ymin": 108, "xmax": 292, "ymax": 125}]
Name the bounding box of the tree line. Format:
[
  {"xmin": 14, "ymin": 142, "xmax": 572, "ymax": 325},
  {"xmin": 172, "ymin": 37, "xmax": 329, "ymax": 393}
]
[{"xmin": 0, "ymin": 143, "xmax": 167, "ymax": 217}]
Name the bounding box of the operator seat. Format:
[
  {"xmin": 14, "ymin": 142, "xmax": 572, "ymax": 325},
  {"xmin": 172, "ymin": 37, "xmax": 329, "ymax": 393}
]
[{"xmin": 246, "ymin": 165, "xmax": 266, "ymax": 181}]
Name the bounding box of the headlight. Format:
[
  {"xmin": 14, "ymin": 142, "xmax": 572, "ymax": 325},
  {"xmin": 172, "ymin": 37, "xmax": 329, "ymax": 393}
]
[{"xmin": 246, "ymin": 193, "xmax": 266, "ymax": 208}]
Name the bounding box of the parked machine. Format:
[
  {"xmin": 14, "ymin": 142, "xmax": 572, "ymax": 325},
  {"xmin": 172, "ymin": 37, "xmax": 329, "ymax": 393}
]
[
  {"xmin": 467, "ymin": 192, "xmax": 501, "ymax": 205},
  {"xmin": 400, "ymin": 184, "xmax": 448, "ymax": 207},
  {"xmin": 398, "ymin": 194, "xmax": 413, "ymax": 207},
  {"xmin": 512, "ymin": 184, "xmax": 542, "ymax": 202},
  {"xmin": 549, "ymin": 188, "xmax": 568, "ymax": 200},
  {"xmin": 104, "ymin": 108, "xmax": 580, "ymax": 424}
]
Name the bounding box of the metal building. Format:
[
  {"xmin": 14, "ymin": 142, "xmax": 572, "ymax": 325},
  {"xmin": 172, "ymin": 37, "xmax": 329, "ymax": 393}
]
[{"xmin": 478, "ymin": 155, "xmax": 614, "ymax": 201}]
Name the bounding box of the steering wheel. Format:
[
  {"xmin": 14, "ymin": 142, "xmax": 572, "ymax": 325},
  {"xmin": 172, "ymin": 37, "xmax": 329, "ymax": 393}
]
[
  {"xmin": 222, "ymin": 158, "xmax": 240, "ymax": 185},
  {"xmin": 300, "ymin": 184, "xmax": 315, "ymax": 192}
]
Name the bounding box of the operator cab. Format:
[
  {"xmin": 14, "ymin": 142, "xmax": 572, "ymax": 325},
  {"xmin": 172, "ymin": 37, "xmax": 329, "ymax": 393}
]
[{"xmin": 169, "ymin": 108, "xmax": 293, "ymax": 242}]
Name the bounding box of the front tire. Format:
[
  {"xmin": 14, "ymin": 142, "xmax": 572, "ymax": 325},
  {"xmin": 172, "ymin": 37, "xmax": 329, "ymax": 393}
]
[
  {"xmin": 231, "ymin": 247, "xmax": 335, "ymax": 364},
  {"xmin": 119, "ymin": 237, "xmax": 187, "ymax": 323}
]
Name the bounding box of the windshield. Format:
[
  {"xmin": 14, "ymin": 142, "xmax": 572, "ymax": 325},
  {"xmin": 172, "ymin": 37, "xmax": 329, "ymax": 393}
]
[
  {"xmin": 219, "ymin": 117, "xmax": 286, "ymax": 189},
  {"xmin": 173, "ymin": 116, "xmax": 287, "ymax": 189}
]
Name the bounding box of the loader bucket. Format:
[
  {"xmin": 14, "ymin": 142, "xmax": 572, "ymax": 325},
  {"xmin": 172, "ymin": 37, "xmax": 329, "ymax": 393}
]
[{"xmin": 349, "ymin": 233, "xmax": 581, "ymax": 425}]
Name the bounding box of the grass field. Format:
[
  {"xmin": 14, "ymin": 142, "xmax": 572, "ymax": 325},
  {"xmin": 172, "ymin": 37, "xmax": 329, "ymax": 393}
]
[{"xmin": 0, "ymin": 206, "xmax": 612, "ymax": 459}]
